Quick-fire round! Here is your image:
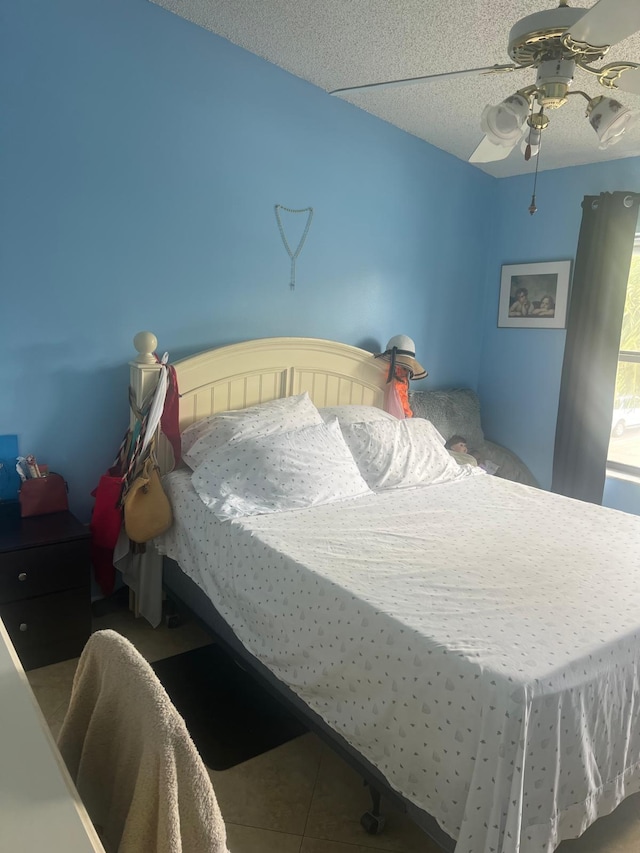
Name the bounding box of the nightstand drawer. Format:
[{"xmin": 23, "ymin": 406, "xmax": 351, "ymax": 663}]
[
  {"xmin": 0, "ymin": 587, "xmax": 91, "ymax": 670},
  {"xmin": 0, "ymin": 539, "xmax": 89, "ymax": 604}
]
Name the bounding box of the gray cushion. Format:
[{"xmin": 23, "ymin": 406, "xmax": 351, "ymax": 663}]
[
  {"xmin": 409, "ymin": 389, "xmax": 539, "ymax": 488},
  {"xmin": 409, "ymin": 389, "xmax": 484, "ymax": 452},
  {"xmin": 479, "ymin": 440, "xmax": 539, "ymax": 487}
]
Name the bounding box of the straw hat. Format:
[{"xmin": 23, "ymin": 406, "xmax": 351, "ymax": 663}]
[{"xmin": 375, "ymin": 335, "xmax": 427, "ymax": 380}]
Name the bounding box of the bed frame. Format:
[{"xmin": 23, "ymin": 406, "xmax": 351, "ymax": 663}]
[{"xmin": 129, "ymin": 331, "xmax": 455, "ymax": 851}]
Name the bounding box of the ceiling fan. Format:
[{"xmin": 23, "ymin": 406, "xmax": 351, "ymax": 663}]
[{"xmin": 329, "ymin": 0, "xmax": 640, "ymax": 166}]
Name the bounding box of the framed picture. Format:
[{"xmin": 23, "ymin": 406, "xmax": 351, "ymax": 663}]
[{"xmin": 497, "ymin": 260, "xmax": 572, "ymax": 329}]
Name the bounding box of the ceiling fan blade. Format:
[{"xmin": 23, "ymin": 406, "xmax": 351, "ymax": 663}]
[
  {"xmin": 609, "ymin": 66, "xmax": 640, "ymax": 96},
  {"xmin": 565, "ymin": 0, "xmax": 640, "ymax": 49},
  {"xmin": 329, "ymin": 64, "xmax": 519, "ymax": 96},
  {"xmin": 469, "ymin": 135, "xmax": 517, "ymax": 164}
]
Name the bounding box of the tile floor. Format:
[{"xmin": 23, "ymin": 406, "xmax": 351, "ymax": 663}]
[{"xmin": 27, "ymin": 605, "xmax": 640, "ymax": 853}]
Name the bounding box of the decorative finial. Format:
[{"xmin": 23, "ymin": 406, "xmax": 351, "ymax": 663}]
[
  {"xmin": 133, "ymin": 331, "xmax": 158, "ymax": 364},
  {"xmin": 528, "ymin": 195, "xmax": 537, "ymax": 215}
]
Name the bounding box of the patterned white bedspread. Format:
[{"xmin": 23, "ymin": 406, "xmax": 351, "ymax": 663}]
[{"xmin": 157, "ymin": 471, "xmax": 640, "ymax": 853}]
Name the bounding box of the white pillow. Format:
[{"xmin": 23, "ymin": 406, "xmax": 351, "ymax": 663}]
[
  {"xmin": 191, "ymin": 418, "xmax": 373, "ymax": 520},
  {"xmin": 339, "ymin": 417, "xmax": 475, "ymax": 491},
  {"xmin": 319, "ymin": 405, "xmax": 396, "ymax": 426},
  {"xmin": 182, "ymin": 392, "xmax": 323, "ymax": 469}
]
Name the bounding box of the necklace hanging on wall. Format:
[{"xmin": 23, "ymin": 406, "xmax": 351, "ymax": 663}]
[{"xmin": 274, "ymin": 204, "xmax": 314, "ymax": 290}]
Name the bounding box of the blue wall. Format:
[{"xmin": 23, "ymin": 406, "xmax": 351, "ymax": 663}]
[
  {"xmin": 3, "ymin": 0, "xmax": 637, "ymax": 521},
  {"xmin": 478, "ymin": 157, "xmax": 640, "ymax": 508},
  {"xmin": 1, "ymin": 0, "xmax": 494, "ymax": 519}
]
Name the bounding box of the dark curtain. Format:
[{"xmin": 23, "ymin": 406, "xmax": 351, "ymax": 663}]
[{"xmin": 552, "ymin": 191, "xmax": 639, "ymax": 503}]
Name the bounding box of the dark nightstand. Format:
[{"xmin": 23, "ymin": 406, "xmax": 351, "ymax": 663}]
[{"xmin": 0, "ymin": 511, "xmax": 91, "ymax": 670}]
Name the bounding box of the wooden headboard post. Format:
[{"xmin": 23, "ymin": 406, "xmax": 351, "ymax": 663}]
[
  {"xmin": 130, "ymin": 331, "xmax": 177, "ymax": 472},
  {"xmin": 126, "ymin": 331, "xmax": 165, "ymax": 621},
  {"xmin": 129, "ymin": 331, "xmax": 163, "ymax": 429}
]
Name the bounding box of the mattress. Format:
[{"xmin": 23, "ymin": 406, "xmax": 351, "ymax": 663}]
[{"xmin": 157, "ymin": 469, "xmax": 640, "ymax": 853}]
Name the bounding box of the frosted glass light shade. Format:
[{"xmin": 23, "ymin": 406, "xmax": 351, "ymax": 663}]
[
  {"xmin": 587, "ymin": 96, "xmax": 639, "ymax": 149},
  {"xmin": 481, "ymin": 94, "xmax": 529, "ymax": 146}
]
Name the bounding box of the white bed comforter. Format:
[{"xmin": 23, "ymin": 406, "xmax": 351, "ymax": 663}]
[{"xmin": 157, "ymin": 471, "xmax": 640, "ymax": 853}]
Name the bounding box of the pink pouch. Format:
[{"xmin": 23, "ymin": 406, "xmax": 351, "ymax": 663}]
[{"xmin": 383, "ymin": 381, "xmax": 406, "ymax": 419}]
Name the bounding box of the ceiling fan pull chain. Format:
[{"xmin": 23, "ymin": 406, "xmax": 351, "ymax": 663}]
[
  {"xmin": 524, "ymin": 98, "xmax": 535, "ymax": 161},
  {"xmin": 528, "ymin": 111, "xmax": 543, "ymax": 216},
  {"xmin": 274, "ymin": 204, "xmax": 314, "ymax": 290}
]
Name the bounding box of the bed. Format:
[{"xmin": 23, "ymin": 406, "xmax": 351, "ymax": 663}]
[{"xmin": 128, "ymin": 332, "xmax": 640, "ymax": 853}]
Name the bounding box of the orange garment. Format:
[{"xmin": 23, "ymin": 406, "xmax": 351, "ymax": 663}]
[
  {"xmin": 391, "ymin": 365, "xmax": 413, "ymax": 417},
  {"xmin": 382, "ymin": 361, "xmax": 414, "ymax": 419}
]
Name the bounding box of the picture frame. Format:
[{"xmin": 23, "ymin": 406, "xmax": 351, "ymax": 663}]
[{"xmin": 497, "ymin": 260, "xmax": 572, "ymax": 329}]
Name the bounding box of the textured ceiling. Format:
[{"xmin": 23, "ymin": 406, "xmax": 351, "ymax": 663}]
[{"xmin": 150, "ymin": 0, "xmax": 640, "ymax": 178}]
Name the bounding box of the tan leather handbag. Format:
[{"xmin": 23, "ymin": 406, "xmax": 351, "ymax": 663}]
[{"xmin": 123, "ymin": 450, "xmax": 172, "ymax": 544}]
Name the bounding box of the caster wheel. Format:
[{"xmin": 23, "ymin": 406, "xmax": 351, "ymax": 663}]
[
  {"xmin": 360, "ymin": 811, "xmax": 386, "ymax": 835},
  {"xmin": 165, "ymin": 613, "xmax": 183, "ymax": 629}
]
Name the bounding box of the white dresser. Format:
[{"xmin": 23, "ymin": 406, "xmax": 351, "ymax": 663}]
[{"xmin": 0, "ymin": 617, "xmax": 105, "ymax": 853}]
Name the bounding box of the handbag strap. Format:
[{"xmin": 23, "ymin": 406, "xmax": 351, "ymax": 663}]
[
  {"xmin": 119, "ymin": 433, "xmax": 160, "ymax": 506},
  {"xmin": 112, "ymin": 429, "xmax": 133, "ymax": 473}
]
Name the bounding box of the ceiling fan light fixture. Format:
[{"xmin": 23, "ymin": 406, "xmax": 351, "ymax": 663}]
[
  {"xmin": 480, "ymin": 94, "xmax": 530, "ymax": 146},
  {"xmin": 535, "ymin": 58, "xmax": 575, "ymax": 108},
  {"xmin": 587, "ymin": 95, "xmax": 639, "ymax": 148}
]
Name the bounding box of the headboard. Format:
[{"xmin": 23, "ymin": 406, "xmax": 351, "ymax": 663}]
[{"xmin": 129, "ymin": 333, "xmax": 387, "ymax": 470}]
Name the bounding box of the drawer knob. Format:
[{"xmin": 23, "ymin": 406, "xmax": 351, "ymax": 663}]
[
  {"xmin": 19, "ymin": 623, "xmax": 28, "ymax": 632},
  {"xmin": 18, "ymin": 572, "xmax": 27, "ymax": 582}
]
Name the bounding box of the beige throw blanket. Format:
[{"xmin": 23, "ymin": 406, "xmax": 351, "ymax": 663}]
[{"xmin": 58, "ymin": 629, "xmax": 228, "ymax": 853}]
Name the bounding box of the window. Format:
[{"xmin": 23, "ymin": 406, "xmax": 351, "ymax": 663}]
[{"xmin": 607, "ymin": 235, "xmax": 640, "ymax": 474}]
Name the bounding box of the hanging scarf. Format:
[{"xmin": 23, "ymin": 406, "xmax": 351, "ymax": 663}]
[{"xmin": 153, "ymin": 354, "xmax": 181, "ymax": 466}]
